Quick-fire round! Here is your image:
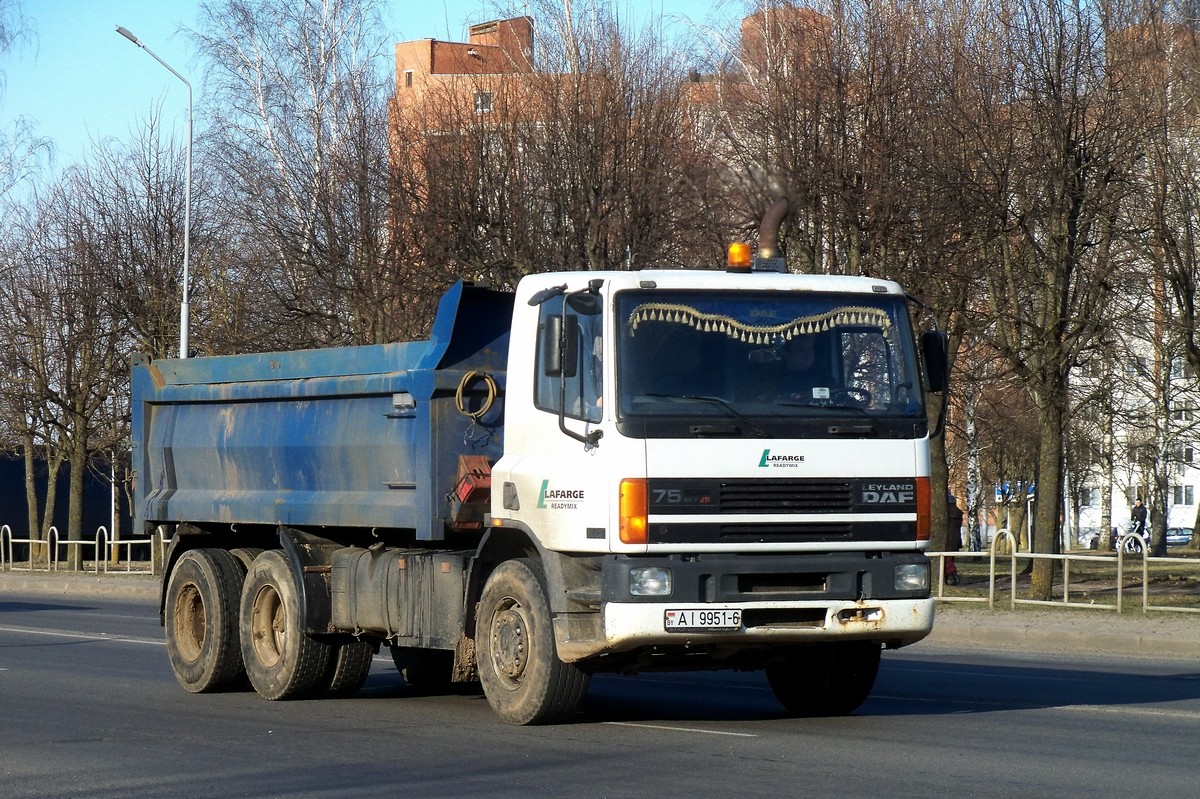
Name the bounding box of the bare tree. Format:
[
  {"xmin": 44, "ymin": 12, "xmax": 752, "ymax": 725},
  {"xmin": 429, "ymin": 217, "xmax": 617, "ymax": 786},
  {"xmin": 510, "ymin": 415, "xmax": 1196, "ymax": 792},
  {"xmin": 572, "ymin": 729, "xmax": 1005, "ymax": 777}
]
[
  {"xmin": 0, "ymin": 203, "xmax": 61, "ymax": 559},
  {"xmin": 0, "ymin": 0, "xmax": 51, "ymax": 203},
  {"xmin": 192, "ymin": 0, "xmax": 403, "ymax": 347},
  {"xmin": 1, "ymin": 171, "xmax": 125, "ymax": 568},
  {"xmin": 945, "ymin": 0, "xmax": 1137, "ymax": 598},
  {"xmin": 388, "ymin": 0, "xmax": 700, "ymax": 297},
  {"xmin": 1122, "ymin": 4, "xmax": 1200, "ymax": 552}
]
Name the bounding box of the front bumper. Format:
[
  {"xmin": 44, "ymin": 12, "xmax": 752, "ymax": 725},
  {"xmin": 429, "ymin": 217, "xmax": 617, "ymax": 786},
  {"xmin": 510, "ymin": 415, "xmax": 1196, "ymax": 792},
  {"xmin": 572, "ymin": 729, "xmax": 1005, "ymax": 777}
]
[
  {"xmin": 601, "ymin": 596, "xmax": 935, "ymax": 653},
  {"xmin": 552, "ymin": 551, "xmax": 934, "ymax": 662}
]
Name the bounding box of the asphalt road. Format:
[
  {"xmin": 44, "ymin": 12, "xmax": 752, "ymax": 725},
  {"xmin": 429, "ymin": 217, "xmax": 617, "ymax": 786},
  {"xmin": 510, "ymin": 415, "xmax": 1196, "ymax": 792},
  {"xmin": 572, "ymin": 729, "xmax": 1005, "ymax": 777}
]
[{"xmin": 1, "ymin": 588, "xmax": 1197, "ymax": 798}]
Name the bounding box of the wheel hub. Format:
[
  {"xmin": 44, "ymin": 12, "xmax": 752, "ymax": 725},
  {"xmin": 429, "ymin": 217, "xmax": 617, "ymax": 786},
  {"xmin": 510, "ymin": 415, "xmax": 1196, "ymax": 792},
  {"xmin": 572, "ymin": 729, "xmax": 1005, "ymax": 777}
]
[
  {"xmin": 250, "ymin": 585, "xmax": 285, "ymax": 668},
  {"xmin": 174, "ymin": 582, "xmax": 206, "ymax": 662},
  {"xmin": 491, "ymin": 606, "xmax": 528, "ymax": 680}
]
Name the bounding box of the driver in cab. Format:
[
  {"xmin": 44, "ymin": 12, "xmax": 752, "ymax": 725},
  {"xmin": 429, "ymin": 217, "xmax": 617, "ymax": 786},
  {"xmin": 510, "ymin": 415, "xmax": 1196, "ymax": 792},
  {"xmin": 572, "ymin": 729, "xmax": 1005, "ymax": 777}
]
[{"xmin": 777, "ymin": 334, "xmax": 835, "ymax": 403}]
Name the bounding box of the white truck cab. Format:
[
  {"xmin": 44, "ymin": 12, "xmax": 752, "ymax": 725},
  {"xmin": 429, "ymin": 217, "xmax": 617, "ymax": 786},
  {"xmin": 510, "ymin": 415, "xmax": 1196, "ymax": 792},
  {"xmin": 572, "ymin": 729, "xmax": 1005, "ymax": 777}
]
[{"xmin": 485, "ymin": 263, "xmax": 939, "ymax": 719}]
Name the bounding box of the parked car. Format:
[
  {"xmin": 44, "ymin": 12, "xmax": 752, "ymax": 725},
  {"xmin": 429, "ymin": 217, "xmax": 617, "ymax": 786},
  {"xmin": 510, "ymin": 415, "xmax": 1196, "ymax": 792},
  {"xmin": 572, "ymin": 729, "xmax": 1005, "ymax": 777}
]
[{"xmin": 1166, "ymin": 527, "xmax": 1193, "ymax": 546}]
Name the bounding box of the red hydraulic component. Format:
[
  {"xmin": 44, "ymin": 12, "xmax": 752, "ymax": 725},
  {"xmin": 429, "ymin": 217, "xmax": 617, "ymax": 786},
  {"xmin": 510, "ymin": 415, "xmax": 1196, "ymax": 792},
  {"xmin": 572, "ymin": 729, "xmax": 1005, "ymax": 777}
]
[{"xmin": 450, "ymin": 455, "xmax": 491, "ymax": 530}]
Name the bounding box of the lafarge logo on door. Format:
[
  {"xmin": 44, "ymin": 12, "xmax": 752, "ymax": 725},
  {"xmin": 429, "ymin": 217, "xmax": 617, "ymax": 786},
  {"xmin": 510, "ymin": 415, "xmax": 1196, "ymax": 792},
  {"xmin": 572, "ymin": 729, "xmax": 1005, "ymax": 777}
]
[
  {"xmin": 537, "ymin": 479, "xmax": 586, "ymax": 510},
  {"xmin": 759, "ymin": 449, "xmax": 805, "ymax": 468}
]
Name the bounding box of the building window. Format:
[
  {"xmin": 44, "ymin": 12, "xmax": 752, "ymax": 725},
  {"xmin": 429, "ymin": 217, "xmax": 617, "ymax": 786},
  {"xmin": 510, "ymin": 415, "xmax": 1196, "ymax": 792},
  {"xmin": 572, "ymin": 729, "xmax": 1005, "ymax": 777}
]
[
  {"xmin": 474, "ymin": 90, "xmax": 494, "ymax": 114},
  {"xmin": 1173, "ymin": 402, "xmax": 1195, "ymax": 422},
  {"xmin": 404, "ymin": 70, "xmax": 414, "ymax": 88},
  {"xmin": 1173, "ymin": 485, "xmax": 1195, "ymax": 505}
]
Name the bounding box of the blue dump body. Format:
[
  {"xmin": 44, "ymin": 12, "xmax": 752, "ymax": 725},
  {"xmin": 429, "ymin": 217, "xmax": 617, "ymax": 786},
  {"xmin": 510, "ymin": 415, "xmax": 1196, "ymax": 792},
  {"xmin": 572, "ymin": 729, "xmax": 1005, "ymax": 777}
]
[{"xmin": 131, "ymin": 282, "xmax": 514, "ymax": 540}]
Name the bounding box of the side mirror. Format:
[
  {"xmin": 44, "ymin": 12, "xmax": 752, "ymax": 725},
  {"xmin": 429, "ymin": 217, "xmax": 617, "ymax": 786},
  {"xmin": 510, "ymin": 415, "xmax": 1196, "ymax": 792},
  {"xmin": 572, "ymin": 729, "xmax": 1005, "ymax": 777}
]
[
  {"xmin": 921, "ymin": 331, "xmax": 948, "ymax": 392},
  {"xmin": 542, "ymin": 314, "xmax": 580, "ymax": 378}
]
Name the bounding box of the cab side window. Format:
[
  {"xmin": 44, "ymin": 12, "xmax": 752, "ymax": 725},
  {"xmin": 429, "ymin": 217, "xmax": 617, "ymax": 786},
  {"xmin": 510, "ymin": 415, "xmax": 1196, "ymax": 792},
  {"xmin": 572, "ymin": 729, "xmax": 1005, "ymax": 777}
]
[{"xmin": 535, "ymin": 302, "xmax": 603, "ymax": 423}]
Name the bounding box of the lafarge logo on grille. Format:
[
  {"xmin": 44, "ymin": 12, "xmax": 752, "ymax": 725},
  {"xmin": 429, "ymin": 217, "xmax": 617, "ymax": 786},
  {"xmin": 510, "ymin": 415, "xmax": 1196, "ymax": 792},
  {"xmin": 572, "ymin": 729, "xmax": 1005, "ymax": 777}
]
[
  {"xmin": 759, "ymin": 449, "xmax": 805, "ymax": 468},
  {"xmin": 537, "ymin": 479, "xmax": 586, "ymax": 509}
]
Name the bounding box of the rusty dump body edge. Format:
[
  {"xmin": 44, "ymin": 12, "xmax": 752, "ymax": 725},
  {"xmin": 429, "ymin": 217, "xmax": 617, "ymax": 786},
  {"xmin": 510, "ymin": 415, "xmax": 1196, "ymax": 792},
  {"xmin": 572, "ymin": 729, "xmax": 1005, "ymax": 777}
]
[{"xmin": 131, "ymin": 282, "xmax": 514, "ymax": 540}]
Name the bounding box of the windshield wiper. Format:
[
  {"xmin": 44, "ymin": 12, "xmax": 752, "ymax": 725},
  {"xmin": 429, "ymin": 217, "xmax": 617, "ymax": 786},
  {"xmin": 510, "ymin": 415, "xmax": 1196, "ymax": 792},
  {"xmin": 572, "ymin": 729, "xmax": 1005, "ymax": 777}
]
[
  {"xmin": 643, "ymin": 393, "xmax": 769, "ymax": 438},
  {"xmin": 774, "ymin": 397, "xmax": 880, "ymax": 434}
]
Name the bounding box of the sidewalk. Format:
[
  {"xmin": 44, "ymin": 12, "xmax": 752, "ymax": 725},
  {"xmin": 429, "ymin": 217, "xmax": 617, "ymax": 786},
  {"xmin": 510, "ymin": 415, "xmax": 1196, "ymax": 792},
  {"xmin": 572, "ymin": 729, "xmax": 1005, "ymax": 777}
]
[
  {"xmin": 926, "ymin": 603, "xmax": 1200, "ymax": 659},
  {"xmin": 3, "ymin": 570, "xmax": 1198, "ymax": 659}
]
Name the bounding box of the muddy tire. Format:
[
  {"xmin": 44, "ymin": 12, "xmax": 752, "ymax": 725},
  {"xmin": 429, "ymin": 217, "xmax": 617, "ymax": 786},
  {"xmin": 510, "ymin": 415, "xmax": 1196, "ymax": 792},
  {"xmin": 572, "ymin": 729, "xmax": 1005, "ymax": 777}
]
[
  {"xmin": 766, "ymin": 641, "xmax": 881, "ymax": 716},
  {"xmin": 239, "ymin": 550, "xmax": 331, "ymax": 700},
  {"xmin": 318, "ymin": 641, "xmax": 375, "ymax": 698},
  {"xmin": 164, "ymin": 548, "xmax": 247, "ymax": 693},
  {"xmin": 475, "ymin": 559, "xmax": 589, "ymax": 725},
  {"xmin": 228, "ymin": 547, "xmax": 264, "ymax": 573},
  {"xmin": 390, "ymin": 646, "xmax": 454, "ymax": 690}
]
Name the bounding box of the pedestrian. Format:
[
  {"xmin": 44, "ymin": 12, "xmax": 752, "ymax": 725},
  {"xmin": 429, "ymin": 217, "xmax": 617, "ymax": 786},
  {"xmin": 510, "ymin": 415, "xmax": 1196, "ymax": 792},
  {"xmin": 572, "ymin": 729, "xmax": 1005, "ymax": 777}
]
[
  {"xmin": 1130, "ymin": 498, "xmax": 1148, "ymax": 539},
  {"xmin": 945, "ymin": 494, "xmax": 964, "ymax": 585}
]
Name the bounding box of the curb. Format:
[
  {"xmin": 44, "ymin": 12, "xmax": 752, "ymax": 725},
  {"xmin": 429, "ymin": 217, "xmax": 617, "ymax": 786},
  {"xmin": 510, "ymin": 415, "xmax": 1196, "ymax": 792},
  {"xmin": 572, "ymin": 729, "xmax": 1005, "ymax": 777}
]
[{"xmin": 0, "ymin": 571, "xmax": 159, "ymax": 600}]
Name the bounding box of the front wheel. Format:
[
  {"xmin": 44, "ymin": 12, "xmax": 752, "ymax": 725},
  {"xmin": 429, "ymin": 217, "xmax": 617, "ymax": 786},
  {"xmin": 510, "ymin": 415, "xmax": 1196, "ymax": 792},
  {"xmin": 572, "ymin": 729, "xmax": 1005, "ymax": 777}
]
[
  {"xmin": 766, "ymin": 641, "xmax": 881, "ymax": 717},
  {"xmin": 475, "ymin": 559, "xmax": 589, "ymax": 725},
  {"xmin": 239, "ymin": 550, "xmax": 332, "ymax": 700}
]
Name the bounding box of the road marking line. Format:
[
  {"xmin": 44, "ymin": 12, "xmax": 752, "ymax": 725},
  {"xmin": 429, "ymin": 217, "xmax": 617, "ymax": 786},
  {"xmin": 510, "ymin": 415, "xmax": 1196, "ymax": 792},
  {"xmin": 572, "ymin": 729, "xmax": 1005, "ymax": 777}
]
[
  {"xmin": 875, "ymin": 693, "xmax": 1200, "ymax": 719},
  {"xmin": 602, "ymin": 721, "xmax": 757, "ymax": 737},
  {"xmin": 0, "ymin": 625, "xmax": 165, "ymax": 646},
  {"xmin": 1058, "ymin": 704, "xmax": 1200, "ymax": 720}
]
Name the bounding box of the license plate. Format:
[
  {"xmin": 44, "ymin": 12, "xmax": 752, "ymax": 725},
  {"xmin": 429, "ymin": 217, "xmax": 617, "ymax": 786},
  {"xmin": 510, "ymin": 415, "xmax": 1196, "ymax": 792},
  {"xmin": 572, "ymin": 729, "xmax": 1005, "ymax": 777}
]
[{"xmin": 664, "ymin": 608, "xmax": 742, "ymax": 631}]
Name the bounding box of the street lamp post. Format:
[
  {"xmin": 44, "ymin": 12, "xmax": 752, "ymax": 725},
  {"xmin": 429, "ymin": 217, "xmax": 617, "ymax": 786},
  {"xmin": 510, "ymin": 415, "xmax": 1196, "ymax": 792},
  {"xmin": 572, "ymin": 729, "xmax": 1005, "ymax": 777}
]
[{"xmin": 116, "ymin": 25, "xmax": 192, "ymax": 359}]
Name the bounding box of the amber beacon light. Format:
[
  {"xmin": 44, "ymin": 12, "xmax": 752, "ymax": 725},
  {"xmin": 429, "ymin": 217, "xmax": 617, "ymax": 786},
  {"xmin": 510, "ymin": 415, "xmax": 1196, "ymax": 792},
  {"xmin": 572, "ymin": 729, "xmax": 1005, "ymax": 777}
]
[{"xmin": 727, "ymin": 241, "xmax": 752, "ymax": 271}]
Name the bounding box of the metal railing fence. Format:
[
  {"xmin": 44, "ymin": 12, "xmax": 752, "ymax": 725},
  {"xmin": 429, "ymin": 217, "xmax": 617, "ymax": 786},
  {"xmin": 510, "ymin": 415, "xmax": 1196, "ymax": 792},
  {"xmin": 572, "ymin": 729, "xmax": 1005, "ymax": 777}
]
[
  {"xmin": 930, "ymin": 528, "xmax": 1200, "ymax": 615},
  {"xmin": 1, "ymin": 524, "xmax": 164, "ymax": 575}
]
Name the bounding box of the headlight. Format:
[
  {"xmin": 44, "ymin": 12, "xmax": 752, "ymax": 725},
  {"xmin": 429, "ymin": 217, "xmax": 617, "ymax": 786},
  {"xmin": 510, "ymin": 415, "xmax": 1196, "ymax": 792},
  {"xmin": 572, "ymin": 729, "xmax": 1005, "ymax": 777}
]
[
  {"xmin": 629, "ymin": 566, "xmax": 672, "ymax": 596},
  {"xmin": 894, "ymin": 562, "xmax": 930, "ymax": 592}
]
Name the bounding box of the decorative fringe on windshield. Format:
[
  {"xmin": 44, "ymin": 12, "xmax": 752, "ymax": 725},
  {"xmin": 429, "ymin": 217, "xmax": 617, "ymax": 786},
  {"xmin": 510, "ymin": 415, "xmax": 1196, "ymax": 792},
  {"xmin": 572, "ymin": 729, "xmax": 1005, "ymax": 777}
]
[{"xmin": 628, "ymin": 303, "xmax": 892, "ymax": 343}]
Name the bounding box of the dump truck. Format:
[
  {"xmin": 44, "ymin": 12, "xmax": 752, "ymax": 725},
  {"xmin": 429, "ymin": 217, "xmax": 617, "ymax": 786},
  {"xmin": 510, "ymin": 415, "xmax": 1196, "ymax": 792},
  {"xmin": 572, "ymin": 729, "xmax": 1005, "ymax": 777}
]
[{"xmin": 132, "ymin": 202, "xmax": 946, "ymax": 724}]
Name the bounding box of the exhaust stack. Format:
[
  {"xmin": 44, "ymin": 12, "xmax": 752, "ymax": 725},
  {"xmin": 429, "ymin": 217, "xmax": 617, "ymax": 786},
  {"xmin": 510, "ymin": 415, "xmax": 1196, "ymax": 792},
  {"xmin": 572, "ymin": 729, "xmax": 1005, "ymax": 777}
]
[{"xmin": 753, "ymin": 196, "xmax": 789, "ymax": 272}]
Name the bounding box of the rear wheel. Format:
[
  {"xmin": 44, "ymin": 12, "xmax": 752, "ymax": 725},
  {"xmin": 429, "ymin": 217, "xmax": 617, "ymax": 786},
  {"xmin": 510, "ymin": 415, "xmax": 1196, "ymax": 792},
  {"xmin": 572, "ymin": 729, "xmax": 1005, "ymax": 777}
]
[
  {"xmin": 390, "ymin": 646, "xmax": 454, "ymax": 691},
  {"xmin": 475, "ymin": 559, "xmax": 589, "ymax": 725},
  {"xmin": 164, "ymin": 548, "xmax": 247, "ymax": 693},
  {"xmin": 239, "ymin": 550, "xmax": 332, "ymax": 700},
  {"xmin": 318, "ymin": 641, "xmax": 375, "ymax": 698},
  {"xmin": 228, "ymin": 547, "xmax": 264, "ymax": 573},
  {"xmin": 766, "ymin": 641, "xmax": 881, "ymax": 716}
]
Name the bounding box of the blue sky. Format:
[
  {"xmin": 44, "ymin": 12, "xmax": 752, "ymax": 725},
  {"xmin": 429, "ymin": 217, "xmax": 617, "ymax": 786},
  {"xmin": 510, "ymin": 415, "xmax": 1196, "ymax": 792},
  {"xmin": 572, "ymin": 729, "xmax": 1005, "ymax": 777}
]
[{"xmin": 2, "ymin": 0, "xmax": 719, "ymax": 177}]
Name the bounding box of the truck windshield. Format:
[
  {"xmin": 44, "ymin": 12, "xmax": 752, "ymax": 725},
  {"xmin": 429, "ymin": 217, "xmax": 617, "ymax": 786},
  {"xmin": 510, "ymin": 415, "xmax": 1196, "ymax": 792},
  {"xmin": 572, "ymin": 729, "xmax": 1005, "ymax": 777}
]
[{"xmin": 614, "ymin": 289, "xmax": 926, "ymax": 438}]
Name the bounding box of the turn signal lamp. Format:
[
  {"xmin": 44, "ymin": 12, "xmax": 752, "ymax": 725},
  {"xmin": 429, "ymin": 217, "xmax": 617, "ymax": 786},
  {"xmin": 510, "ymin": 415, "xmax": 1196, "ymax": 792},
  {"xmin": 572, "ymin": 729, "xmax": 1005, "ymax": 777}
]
[
  {"xmin": 915, "ymin": 476, "xmax": 931, "ymax": 541},
  {"xmin": 727, "ymin": 241, "xmax": 752, "ymax": 272},
  {"xmin": 619, "ymin": 478, "xmax": 648, "ymax": 544}
]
